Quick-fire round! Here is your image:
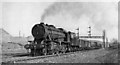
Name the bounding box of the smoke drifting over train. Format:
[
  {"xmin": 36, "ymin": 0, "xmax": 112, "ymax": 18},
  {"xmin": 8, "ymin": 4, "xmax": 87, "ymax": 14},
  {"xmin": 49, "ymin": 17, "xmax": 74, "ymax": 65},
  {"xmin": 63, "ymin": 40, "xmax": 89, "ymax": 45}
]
[{"xmin": 41, "ymin": 2, "xmax": 118, "ymax": 41}]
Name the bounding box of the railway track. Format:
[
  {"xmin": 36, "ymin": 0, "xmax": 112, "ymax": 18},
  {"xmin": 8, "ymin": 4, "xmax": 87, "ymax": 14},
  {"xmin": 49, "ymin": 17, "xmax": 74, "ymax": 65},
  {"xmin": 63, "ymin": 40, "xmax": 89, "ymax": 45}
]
[
  {"xmin": 2, "ymin": 50, "xmax": 85, "ymax": 63},
  {"xmin": 2, "ymin": 48, "xmax": 102, "ymax": 63}
]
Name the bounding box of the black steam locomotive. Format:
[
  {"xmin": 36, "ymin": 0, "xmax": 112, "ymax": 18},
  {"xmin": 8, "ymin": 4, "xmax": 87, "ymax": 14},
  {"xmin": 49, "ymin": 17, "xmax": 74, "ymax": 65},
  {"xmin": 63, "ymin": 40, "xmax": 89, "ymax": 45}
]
[{"xmin": 24, "ymin": 22, "xmax": 102, "ymax": 56}]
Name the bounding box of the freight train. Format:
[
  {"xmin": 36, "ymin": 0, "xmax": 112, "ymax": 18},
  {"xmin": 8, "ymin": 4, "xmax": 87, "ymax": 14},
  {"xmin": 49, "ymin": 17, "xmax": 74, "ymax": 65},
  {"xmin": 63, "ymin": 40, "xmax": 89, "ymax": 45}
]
[{"xmin": 24, "ymin": 22, "xmax": 102, "ymax": 56}]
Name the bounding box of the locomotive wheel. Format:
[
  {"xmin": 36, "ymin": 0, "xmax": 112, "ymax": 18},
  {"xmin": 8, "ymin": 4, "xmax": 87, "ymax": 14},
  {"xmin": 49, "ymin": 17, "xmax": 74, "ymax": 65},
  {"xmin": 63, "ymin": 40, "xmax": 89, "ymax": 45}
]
[
  {"xmin": 52, "ymin": 50, "xmax": 55, "ymax": 55},
  {"xmin": 52, "ymin": 49, "xmax": 59, "ymax": 55},
  {"xmin": 30, "ymin": 49, "xmax": 36, "ymax": 56},
  {"xmin": 61, "ymin": 46, "xmax": 67, "ymax": 53},
  {"xmin": 49, "ymin": 41, "xmax": 60, "ymax": 55},
  {"xmin": 56, "ymin": 51, "xmax": 59, "ymax": 55},
  {"xmin": 55, "ymin": 50, "xmax": 59, "ymax": 55},
  {"xmin": 42, "ymin": 48, "xmax": 47, "ymax": 55},
  {"xmin": 68, "ymin": 48, "xmax": 71, "ymax": 52},
  {"xmin": 52, "ymin": 52, "xmax": 54, "ymax": 55},
  {"xmin": 67, "ymin": 47, "xmax": 72, "ymax": 52}
]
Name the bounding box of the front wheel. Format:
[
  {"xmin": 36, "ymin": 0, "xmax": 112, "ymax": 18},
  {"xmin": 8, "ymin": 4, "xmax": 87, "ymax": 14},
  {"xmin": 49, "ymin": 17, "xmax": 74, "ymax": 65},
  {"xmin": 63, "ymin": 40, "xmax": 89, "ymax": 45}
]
[{"xmin": 42, "ymin": 48, "xmax": 47, "ymax": 55}]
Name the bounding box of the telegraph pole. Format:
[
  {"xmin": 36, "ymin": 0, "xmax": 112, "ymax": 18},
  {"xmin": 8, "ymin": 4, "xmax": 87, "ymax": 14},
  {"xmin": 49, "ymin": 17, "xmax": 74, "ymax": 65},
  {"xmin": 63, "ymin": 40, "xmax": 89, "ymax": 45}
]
[
  {"xmin": 76, "ymin": 28, "xmax": 79, "ymax": 39},
  {"xmin": 88, "ymin": 26, "xmax": 91, "ymax": 37},
  {"xmin": 106, "ymin": 37, "xmax": 108, "ymax": 47},
  {"xmin": 88, "ymin": 26, "xmax": 91, "ymax": 47},
  {"xmin": 76, "ymin": 27, "xmax": 81, "ymax": 47},
  {"xmin": 103, "ymin": 30, "xmax": 106, "ymax": 48}
]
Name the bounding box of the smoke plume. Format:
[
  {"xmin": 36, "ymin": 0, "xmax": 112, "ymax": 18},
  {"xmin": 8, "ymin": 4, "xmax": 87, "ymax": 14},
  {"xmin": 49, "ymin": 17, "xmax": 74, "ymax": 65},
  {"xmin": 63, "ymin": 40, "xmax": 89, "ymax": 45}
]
[{"xmin": 41, "ymin": 2, "xmax": 118, "ymax": 41}]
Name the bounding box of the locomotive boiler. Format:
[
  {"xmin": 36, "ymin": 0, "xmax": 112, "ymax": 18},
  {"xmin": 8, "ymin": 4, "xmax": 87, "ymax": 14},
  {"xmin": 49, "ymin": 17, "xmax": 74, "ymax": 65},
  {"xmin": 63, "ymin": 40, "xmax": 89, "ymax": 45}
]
[
  {"xmin": 32, "ymin": 22, "xmax": 66, "ymax": 42},
  {"xmin": 24, "ymin": 22, "xmax": 73, "ymax": 56}
]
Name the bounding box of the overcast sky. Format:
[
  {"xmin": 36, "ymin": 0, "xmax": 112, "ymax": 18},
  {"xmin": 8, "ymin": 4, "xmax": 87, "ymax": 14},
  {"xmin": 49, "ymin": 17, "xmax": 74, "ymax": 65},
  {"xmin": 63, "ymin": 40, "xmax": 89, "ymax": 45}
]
[
  {"xmin": 1, "ymin": 0, "xmax": 119, "ymax": 41},
  {"xmin": 2, "ymin": 2, "xmax": 53, "ymax": 36}
]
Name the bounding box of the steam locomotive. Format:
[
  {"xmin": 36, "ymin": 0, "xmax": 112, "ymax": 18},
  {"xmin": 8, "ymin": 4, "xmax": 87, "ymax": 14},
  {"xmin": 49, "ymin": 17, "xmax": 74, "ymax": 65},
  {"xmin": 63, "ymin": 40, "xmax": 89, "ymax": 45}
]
[{"xmin": 24, "ymin": 22, "xmax": 102, "ymax": 56}]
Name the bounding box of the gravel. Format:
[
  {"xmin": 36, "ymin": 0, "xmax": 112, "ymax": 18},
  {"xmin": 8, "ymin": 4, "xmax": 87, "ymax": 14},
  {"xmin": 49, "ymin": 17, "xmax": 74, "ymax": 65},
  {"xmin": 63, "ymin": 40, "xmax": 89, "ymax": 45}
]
[
  {"xmin": 2, "ymin": 48, "xmax": 118, "ymax": 63},
  {"xmin": 13, "ymin": 49, "xmax": 115, "ymax": 63}
]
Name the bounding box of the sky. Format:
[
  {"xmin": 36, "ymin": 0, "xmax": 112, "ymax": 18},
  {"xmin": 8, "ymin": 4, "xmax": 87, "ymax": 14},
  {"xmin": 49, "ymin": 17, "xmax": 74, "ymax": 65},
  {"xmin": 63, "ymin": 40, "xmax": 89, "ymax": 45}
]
[
  {"xmin": 1, "ymin": 0, "xmax": 119, "ymax": 42},
  {"xmin": 2, "ymin": 2, "xmax": 53, "ymax": 37}
]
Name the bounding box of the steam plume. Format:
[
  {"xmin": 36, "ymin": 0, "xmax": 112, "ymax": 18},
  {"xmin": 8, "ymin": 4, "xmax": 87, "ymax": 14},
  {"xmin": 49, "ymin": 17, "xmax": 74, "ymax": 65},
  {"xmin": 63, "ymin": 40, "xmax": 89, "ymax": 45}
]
[{"xmin": 41, "ymin": 2, "xmax": 118, "ymax": 41}]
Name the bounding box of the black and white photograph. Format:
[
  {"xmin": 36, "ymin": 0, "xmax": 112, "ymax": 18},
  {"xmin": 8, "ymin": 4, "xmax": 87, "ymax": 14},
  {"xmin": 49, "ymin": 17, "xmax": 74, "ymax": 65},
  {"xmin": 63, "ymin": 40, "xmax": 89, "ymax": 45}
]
[{"xmin": 0, "ymin": 0, "xmax": 119, "ymax": 64}]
